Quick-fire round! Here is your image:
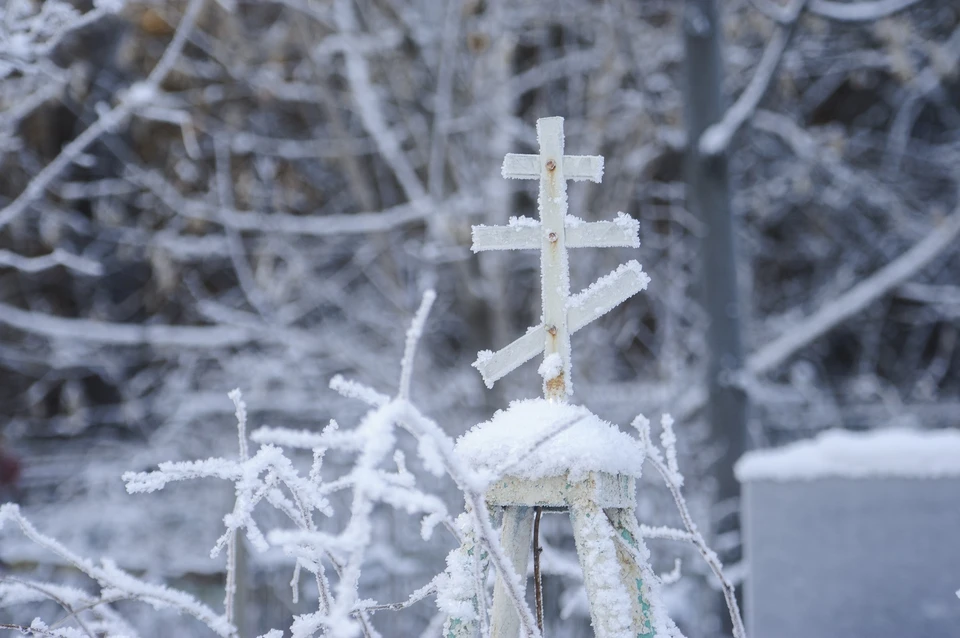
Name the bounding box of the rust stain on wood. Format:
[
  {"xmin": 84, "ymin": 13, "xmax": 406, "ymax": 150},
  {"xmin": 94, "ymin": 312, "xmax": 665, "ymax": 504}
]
[{"xmin": 545, "ymin": 371, "xmax": 565, "ymax": 396}]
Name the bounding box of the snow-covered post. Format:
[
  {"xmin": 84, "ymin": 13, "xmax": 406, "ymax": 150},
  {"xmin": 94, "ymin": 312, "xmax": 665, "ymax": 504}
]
[{"xmin": 459, "ymin": 116, "xmax": 664, "ymax": 637}]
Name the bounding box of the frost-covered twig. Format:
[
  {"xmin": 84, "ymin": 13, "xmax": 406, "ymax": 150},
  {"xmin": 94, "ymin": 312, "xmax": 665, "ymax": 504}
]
[
  {"xmin": 330, "ymin": 375, "xmax": 390, "ymax": 407},
  {"xmin": 0, "ymin": 504, "xmax": 236, "ymax": 637},
  {"xmin": 357, "ymin": 579, "xmax": 438, "ymax": 613},
  {"xmin": 0, "ymin": 577, "xmax": 96, "ymax": 638},
  {"xmin": 120, "ymin": 293, "xmax": 529, "ymax": 637},
  {"xmin": 634, "ymin": 416, "xmax": 747, "ymax": 638},
  {"xmin": 399, "ymin": 291, "xmax": 437, "ymax": 400},
  {"xmin": 659, "ymin": 559, "xmax": 683, "ymax": 586},
  {"xmin": 332, "ymin": 0, "xmax": 427, "ymax": 204},
  {"xmin": 808, "ymin": 0, "xmax": 925, "ymax": 22},
  {"xmin": 0, "ymin": 0, "xmax": 205, "ymax": 232},
  {"xmin": 393, "ymin": 400, "xmax": 541, "ymax": 637},
  {"xmin": 749, "ymin": 203, "xmax": 960, "ymax": 375},
  {"xmin": 0, "ymin": 249, "xmax": 102, "ymax": 276},
  {"xmin": 224, "ymin": 389, "xmax": 251, "ymax": 628},
  {"xmin": 638, "ymin": 525, "xmax": 695, "ymax": 543},
  {"xmin": 0, "ymin": 578, "xmax": 133, "ymax": 637},
  {"xmin": 136, "ymin": 167, "xmax": 478, "ymax": 237},
  {"xmin": 0, "ymin": 301, "xmax": 248, "ymax": 347},
  {"xmin": 123, "ymin": 382, "xmax": 460, "ymax": 637},
  {"xmin": 0, "ymin": 621, "xmax": 80, "ymax": 637}
]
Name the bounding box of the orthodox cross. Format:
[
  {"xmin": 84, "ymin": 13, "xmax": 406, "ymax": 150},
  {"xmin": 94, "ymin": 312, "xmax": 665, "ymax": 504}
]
[{"xmin": 471, "ymin": 116, "xmax": 649, "ymax": 400}]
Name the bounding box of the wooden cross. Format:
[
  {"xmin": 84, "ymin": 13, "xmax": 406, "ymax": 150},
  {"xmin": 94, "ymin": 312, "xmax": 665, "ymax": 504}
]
[{"xmin": 471, "ymin": 116, "xmax": 649, "ymax": 400}]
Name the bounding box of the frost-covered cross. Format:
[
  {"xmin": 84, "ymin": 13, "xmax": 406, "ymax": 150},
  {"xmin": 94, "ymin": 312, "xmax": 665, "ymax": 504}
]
[{"xmin": 472, "ymin": 117, "xmax": 649, "ymax": 400}]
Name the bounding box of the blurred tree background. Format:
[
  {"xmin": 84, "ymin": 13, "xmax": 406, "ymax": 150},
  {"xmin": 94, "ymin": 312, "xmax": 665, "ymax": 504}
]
[{"xmin": 0, "ymin": 0, "xmax": 958, "ymax": 635}]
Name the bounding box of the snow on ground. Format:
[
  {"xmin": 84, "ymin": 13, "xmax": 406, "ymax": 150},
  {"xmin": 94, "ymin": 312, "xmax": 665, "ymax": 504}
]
[
  {"xmin": 454, "ymin": 398, "xmax": 644, "ymax": 482},
  {"xmin": 735, "ymin": 427, "xmax": 960, "ymax": 482}
]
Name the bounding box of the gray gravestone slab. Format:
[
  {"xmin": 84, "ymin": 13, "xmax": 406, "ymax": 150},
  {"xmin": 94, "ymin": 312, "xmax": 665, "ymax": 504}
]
[{"xmin": 742, "ymin": 476, "xmax": 960, "ymax": 638}]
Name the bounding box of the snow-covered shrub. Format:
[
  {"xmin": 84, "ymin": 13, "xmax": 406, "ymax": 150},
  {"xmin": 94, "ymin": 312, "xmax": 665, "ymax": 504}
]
[
  {"xmin": 3, "ymin": 0, "xmax": 960, "ymax": 631},
  {"xmin": 0, "ymin": 293, "xmax": 744, "ymax": 637}
]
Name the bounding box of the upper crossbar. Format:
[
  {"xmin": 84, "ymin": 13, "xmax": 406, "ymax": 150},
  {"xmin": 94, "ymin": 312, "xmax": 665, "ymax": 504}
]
[{"xmin": 501, "ymin": 153, "xmax": 604, "ymax": 183}]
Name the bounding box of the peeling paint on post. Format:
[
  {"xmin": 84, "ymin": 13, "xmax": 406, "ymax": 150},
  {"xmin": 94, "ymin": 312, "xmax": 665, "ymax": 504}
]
[
  {"xmin": 567, "ymin": 482, "xmax": 657, "ymax": 638},
  {"xmin": 607, "ymin": 509, "xmax": 659, "ymax": 638}
]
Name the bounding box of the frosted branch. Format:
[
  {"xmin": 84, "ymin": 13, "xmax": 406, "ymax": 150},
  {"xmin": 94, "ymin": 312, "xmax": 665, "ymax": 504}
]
[
  {"xmin": 659, "ymin": 559, "xmax": 683, "ymax": 586},
  {"xmin": 699, "ymin": 0, "xmax": 807, "ymax": 156},
  {"xmin": 639, "ymin": 429, "xmax": 746, "ymax": 638},
  {"xmin": 251, "ymin": 422, "xmax": 354, "ymax": 450},
  {"xmin": 638, "ymin": 525, "xmax": 695, "ymax": 542},
  {"xmin": 333, "ymin": 0, "xmax": 427, "ymax": 204},
  {"xmin": 0, "ymin": 302, "xmax": 253, "ymax": 348},
  {"xmin": 0, "ymin": 578, "xmax": 97, "ymax": 638},
  {"xmin": 809, "ymin": 0, "xmax": 924, "ymax": 21},
  {"xmin": 399, "ymin": 290, "xmax": 437, "ymax": 400},
  {"xmin": 0, "ymin": 0, "xmax": 205, "ymax": 231},
  {"xmin": 0, "ymin": 249, "xmax": 103, "ymax": 276},
  {"xmin": 749, "ymin": 206, "xmax": 960, "ymax": 375},
  {"xmin": 0, "ymin": 505, "xmax": 235, "ymax": 637},
  {"xmin": 228, "ymin": 389, "xmax": 250, "ymax": 462},
  {"xmin": 330, "ymin": 375, "xmax": 390, "ymax": 407},
  {"xmin": 391, "ymin": 402, "xmax": 541, "ymax": 637},
  {"xmin": 136, "ymin": 168, "xmax": 479, "ymax": 236}
]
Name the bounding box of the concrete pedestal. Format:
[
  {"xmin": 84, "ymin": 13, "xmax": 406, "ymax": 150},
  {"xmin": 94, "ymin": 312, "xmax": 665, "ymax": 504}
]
[{"xmin": 737, "ymin": 429, "xmax": 960, "ymax": 638}]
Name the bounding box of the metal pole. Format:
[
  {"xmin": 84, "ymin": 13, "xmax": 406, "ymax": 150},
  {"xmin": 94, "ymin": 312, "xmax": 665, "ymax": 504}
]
[{"xmin": 682, "ymin": 0, "xmax": 747, "ymax": 632}]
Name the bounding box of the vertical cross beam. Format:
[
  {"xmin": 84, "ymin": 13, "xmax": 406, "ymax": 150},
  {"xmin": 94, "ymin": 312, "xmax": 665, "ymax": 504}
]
[{"xmin": 536, "ymin": 117, "xmax": 571, "ymax": 401}]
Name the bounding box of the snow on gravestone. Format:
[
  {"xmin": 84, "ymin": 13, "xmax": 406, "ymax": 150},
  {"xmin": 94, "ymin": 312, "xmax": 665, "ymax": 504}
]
[{"xmin": 736, "ymin": 428, "xmax": 960, "ymax": 638}]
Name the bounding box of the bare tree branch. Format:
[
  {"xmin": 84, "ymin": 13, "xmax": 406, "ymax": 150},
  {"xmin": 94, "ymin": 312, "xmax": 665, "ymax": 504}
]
[
  {"xmin": 0, "ymin": 249, "xmax": 102, "ymax": 276},
  {"xmin": 749, "ymin": 205, "xmax": 960, "ymax": 375},
  {"xmin": 699, "ymin": 0, "xmax": 808, "ymax": 156},
  {"xmin": 0, "ymin": 0, "xmax": 206, "ymax": 231},
  {"xmin": 809, "ymin": 0, "xmax": 925, "ymax": 22}
]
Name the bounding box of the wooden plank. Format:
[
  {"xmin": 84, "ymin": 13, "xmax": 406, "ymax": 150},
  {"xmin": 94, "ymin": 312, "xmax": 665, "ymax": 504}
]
[
  {"xmin": 607, "ymin": 510, "xmax": 660, "ymax": 638},
  {"xmin": 566, "ymin": 220, "xmax": 638, "ymax": 248},
  {"xmin": 474, "ymin": 218, "xmax": 638, "ymax": 251},
  {"xmin": 471, "ymin": 224, "xmax": 540, "ymax": 252},
  {"xmin": 486, "ymin": 472, "xmax": 635, "ymax": 508},
  {"xmin": 563, "ymin": 154, "xmax": 604, "ymax": 183},
  {"xmin": 441, "ymin": 530, "xmax": 483, "ymax": 638},
  {"xmin": 489, "ymin": 506, "xmax": 534, "ymax": 638},
  {"xmin": 536, "ymin": 116, "xmax": 571, "ymax": 399},
  {"xmin": 501, "ymin": 153, "xmax": 540, "ymax": 180},
  {"xmin": 473, "ymin": 325, "xmax": 545, "ymax": 388},
  {"xmin": 568, "ymin": 262, "xmax": 649, "ymax": 333},
  {"xmin": 569, "ymin": 490, "xmax": 638, "ymax": 638},
  {"xmin": 473, "ymin": 263, "xmax": 648, "ymax": 388}
]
